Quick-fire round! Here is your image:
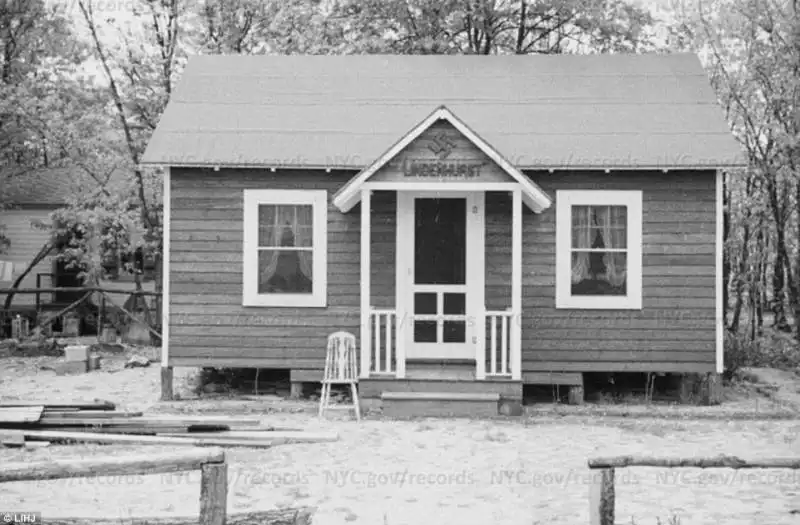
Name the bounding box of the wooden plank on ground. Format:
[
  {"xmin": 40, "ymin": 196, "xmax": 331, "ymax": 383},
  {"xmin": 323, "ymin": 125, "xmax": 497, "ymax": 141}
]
[
  {"xmin": 40, "ymin": 411, "xmax": 143, "ymax": 420},
  {"xmin": 0, "ymin": 448, "xmax": 225, "ymax": 483},
  {"xmin": 2, "ymin": 429, "xmax": 277, "ymax": 448},
  {"xmin": 34, "ymin": 509, "xmax": 315, "ymax": 525},
  {"xmin": 0, "ymin": 432, "xmax": 26, "ymax": 447},
  {"xmin": 161, "ymin": 431, "xmax": 338, "ymax": 443},
  {"xmin": 0, "ymin": 401, "xmax": 115, "ymax": 411},
  {"xmin": 0, "ymin": 406, "xmax": 44, "ymax": 423},
  {"xmin": 22, "ymin": 418, "xmax": 231, "ymax": 430},
  {"xmin": 129, "ymin": 415, "xmax": 265, "ymax": 426}
]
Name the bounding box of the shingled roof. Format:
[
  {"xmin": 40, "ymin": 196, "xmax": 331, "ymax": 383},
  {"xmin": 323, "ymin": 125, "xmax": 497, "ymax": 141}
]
[
  {"xmin": 141, "ymin": 53, "xmax": 745, "ymax": 170},
  {"xmin": 0, "ymin": 167, "xmax": 133, "ymax": 207}
]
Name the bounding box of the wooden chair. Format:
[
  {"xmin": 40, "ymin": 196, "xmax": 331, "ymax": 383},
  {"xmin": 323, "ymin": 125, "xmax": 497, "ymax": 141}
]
[{"xmin": 319, "ymin": 331, "xmax": 361, "ymax": 421}]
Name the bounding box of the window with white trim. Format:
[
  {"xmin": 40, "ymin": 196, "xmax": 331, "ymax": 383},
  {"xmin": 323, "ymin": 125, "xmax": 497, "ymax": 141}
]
[
  {"xmin": 243, "ymin": 190, "xmax": 327, "ymax": 307},
  {"xmin": 555, "ymin": 190, "xmax": 642, "ymax": 309}
]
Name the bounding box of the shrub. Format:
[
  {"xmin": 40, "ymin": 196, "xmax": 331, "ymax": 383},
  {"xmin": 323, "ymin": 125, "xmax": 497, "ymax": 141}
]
[{"xmin": 723, "ymin": 330, "xmax": 760, "ymax": 381}]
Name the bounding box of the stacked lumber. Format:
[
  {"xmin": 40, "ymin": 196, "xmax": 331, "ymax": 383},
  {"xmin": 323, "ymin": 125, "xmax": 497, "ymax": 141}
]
[{"xmin": 0, "ymin": 401, "xmax": 338, "ymax": 448}]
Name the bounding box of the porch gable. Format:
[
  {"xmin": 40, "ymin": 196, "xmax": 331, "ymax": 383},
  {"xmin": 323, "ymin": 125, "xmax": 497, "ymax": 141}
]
[{"xmin": 331, "ymin": 105, "xmax": 552, "ymax": 213}]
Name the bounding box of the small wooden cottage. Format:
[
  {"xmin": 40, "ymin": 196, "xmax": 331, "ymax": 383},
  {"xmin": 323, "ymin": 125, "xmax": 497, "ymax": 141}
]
[{"xmin": 143, "ymin": 54, "xmax": 745, "ymax": 411}]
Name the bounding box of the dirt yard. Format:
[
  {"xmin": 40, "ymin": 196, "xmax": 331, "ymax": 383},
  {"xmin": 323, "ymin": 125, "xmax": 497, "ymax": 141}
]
[{"xmin": 1, "ymin": 349, "xmax": 800, "ymax": 525}]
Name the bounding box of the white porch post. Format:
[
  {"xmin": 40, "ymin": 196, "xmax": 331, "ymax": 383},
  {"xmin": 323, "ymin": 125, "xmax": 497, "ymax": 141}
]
[
  {"xmin": 510, "ymin": 189, "xmax": 523, "ymax": 381},
  {"xmin": 360, "ymin": 189, "xmax": 371, "ymax": 379},
  {"xmin": 394, "ymin": 193, "xmax": 408, "ymax": 379},
  {"xmin": 474, "ymin": 192, "xmax": 486, "ymax": 380}
]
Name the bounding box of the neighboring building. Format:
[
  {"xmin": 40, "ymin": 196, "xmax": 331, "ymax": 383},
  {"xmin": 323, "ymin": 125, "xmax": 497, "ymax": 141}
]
[
  {"xmin": 143, "ymin": 53, "xmax": 745, "ymax": 410},
  {"xmin": 0, "ymin": 167, "xmax": 154, "ymax": 316},
  {"xmin": 0, "ymin": 168, "xmax": 90, "ymax": 309}
]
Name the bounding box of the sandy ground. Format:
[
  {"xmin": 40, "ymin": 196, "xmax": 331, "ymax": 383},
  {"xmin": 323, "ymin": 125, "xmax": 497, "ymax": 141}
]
[{"xmin": 1, "ymin": 353, "xmax": 800, "ymax": 525}]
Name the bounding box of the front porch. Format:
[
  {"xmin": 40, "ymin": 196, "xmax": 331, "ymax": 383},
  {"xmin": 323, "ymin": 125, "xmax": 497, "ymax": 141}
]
[
  {"xmin": 326, "ymin": 107, "xmax": 554, "ymax": 415},
  {"xmin": 357, "ymin": 185, "xmax": 526, "ymax": 392}
]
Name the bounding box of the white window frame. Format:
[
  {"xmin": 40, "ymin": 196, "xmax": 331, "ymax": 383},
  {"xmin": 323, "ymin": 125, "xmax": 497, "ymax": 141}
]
[
  {"xmin": 555, "ymin": 190, "xmax": 642, "ymax": 310},
  {"xmin": 242, "ymin": 189, "xmax": 328, "ymax": 307}
]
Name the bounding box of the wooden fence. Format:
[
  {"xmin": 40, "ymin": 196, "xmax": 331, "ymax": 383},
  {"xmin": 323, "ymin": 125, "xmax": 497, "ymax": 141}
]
[
  {"xmin": 588, "ymin": 455, "xmax": 800, "ymax": 525},
  {"xmin": 0, "ymin": 448, "xmax": 227, "ymax": 525}
]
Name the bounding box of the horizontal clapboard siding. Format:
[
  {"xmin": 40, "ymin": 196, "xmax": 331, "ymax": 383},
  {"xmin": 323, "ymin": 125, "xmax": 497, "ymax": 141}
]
[
  {"xmin": 0, "ymin": 208, "xmax": 56, "ymax": 306},
  {"xmin": 511, "ymin": 170, "xmax": 717, "ymax": 373},
  {"xmin": 168, "ymin": 168, "xmax": 360, "ymax": 368},
  {"xmin": 169, "ymin": 167, "xmax": 717, "ymax": 375}
]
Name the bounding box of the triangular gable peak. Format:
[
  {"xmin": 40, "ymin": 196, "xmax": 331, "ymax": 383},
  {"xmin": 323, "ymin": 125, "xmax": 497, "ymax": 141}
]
[{"xmin": 332, "ymin": 106, "xmax": 552, "ymax": 213}]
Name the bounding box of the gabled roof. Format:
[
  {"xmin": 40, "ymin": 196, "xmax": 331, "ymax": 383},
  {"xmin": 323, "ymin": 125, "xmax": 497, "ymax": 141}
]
[
  {"xmin": 142, "ymin": 53, "xmax": 745, "ymax": 170},
  {"xmin": 333, "ymin": 106, "xmax": 552, "ymax": 213}
]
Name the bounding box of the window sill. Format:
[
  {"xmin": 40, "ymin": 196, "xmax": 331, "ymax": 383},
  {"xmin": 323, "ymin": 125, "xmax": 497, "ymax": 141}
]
[
  {"xmin": 555, "ymin": 296, "xmax": 642, "ymax": 310},
  {"xmin": 242, "ymin": 293, "xmax": 327, "ymax": 308}
]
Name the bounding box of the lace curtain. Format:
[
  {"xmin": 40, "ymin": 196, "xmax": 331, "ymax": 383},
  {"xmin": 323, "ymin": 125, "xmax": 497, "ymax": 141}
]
[
  {"xmin": 258, "ymin": 204, "xmax": 313, "ymax": 294},
  {"xmin": 571, "ymin": 205, "xmax": 627, "ymax": 293}
]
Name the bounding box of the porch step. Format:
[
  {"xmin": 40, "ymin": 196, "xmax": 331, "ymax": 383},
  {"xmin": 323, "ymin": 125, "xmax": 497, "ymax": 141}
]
[
  {"xmin": 360, "ymin": 377, "xmax": 522, "ymax": 399},
  {"xmin": 405, "ymin": 360, "xmax": 475, "ymax": 381},
  {"xmin": 381, "ymin": 391, "xmax": 501, "ymax": 418}
]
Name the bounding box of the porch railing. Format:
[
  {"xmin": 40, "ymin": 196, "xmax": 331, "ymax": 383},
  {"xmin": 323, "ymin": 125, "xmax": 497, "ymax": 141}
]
[
  {"xmin": 369, "ymin": 308, "xmax": 396, "ymax": 375},
  {"xmin": 486, "ymin": 309, "xmax": 514, "ymax": 377}
]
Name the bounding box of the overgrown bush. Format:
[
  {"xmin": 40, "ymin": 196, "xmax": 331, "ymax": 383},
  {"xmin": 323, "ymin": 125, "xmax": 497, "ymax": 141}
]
[{"xmin": 723, "ymin": 330, "xmax": 761, "ymax": 381}]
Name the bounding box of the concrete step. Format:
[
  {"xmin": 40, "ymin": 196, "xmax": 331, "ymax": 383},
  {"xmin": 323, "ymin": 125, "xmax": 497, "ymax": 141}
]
[{"xmin": 381, "ymin": 391, "xmax": 501, "ymax": 418}]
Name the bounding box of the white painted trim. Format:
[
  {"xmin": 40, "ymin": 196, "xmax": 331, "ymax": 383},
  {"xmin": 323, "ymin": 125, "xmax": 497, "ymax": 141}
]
[
  {"xmin": 399, "ymin": 191, "xmax": 485, "ymax": 360},
  {"xmin": 396, "ymin": 193, "xmax": 412, "ymax": 375},
  {"xmin": 141, "ymin": 162, "xmax": 748, "ymax": 171},
  {"xmin": 242, "ymin": 189, "xmax": 328, "ymax": 307},
  {"xmin": 331, "ymin": 106, "xmax": 552, "ymax": 213},
  {"xmin": 360, "ymin": 190, "xmax": 371, "ymax": 379},
  {"xmin": 510, "ymin": 189, "xmax": 522, "ymax": 381},
  {"xmin": 362, "ymin": 182, "xmax": 521, "ymax": 192},
  {"xmin": 161, "ymin": 167, "xmax": 170, "ymax": 368},
  {"xmin": 555, "ymin": 190, "xmax": 643, "ymax": 310},
  {"xmin": 474, "ymin": 192, "xmax": 486, "ymax": 380},
  {"xmin": 716, "ymin": 170, "xmax": 724, "ymax": 374}
]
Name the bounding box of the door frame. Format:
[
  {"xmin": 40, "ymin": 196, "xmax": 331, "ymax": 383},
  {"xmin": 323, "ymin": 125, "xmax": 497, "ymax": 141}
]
[{"xmin": 395, "ymin": 191, "xmax": 485, "ymax": 362}]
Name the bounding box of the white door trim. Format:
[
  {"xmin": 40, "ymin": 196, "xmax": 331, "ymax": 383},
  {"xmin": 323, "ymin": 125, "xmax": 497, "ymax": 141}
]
[{"xmin": 397, "ymin": 191, "xmax": 485, "ymax": 360}]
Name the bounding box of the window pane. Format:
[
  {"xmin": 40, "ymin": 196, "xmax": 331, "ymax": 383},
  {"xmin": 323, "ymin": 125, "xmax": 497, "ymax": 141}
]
[
  {"xmin": 414, "ymin": 321, "xmax": 437, "ymax": 343},
  {"xmin": 571, "ymin": 206, "xmax": 591, "ymax": 249},
  {"xmin": 571, "ymin": 251, "xmax": 627, "ymax": 296},
  {"xmin": 414, "ymin": 198, "xmax": 466, "ymax": 285},
  {"xmin": 258, "ymin": 249, "xmax": 313, "ymax": 294},
  {"xmin": 258, "ymin": 204, "xmax": 313, "ymax": 248},
  {"xmin": 443, "ymin": 321, "xmax": 466, "ymax": 343},
  {"xmin": 571, "ymin": 205, "xmax": 627, "ymax": 250},
  {"xmin": 414, "ymin": 293, "xmax": 437, "ymax": 315},
  {"xmin": 443, "ymin": 293, "xmax": 465, "ymax": 315}
]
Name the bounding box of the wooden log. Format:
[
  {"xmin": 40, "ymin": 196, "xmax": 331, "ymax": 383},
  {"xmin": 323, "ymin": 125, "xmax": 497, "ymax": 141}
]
[
  {"xmin": 199, "ymin": 462, "xmax": 227, "ymax": 525},
  {"xmin": 588, "ymin": 455, "xmax": 800, "ymax": 469},
  {"xmin": 161, "ymin": 367, "xmax": 174, "ymax": 401},
  {"xmin": 0, "ymin": 448, "xmax": 225, "ymax": 483},
  {"xmin": 37, "ymin": 509, "xmax": 315, "ymax": 525},
  {"xmin": 589, "ymin": 468, "xmax": 615, "ymax": 525},
  {"xmin": 1, "ymin": 429, "xmax": 275, "ymax": 448}
]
